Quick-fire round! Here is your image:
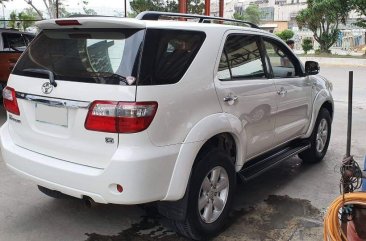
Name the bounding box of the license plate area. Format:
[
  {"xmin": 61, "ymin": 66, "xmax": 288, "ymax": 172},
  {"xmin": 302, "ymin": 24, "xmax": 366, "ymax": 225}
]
[{"xmin": 35, "ymin": 103, "xmax": 68, "ymax": 127}]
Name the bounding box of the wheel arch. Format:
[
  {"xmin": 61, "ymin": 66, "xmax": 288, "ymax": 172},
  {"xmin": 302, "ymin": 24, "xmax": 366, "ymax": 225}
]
[
  {"xmin": 163, "ymin": 113, "xmax": 244, "ymax": 201},
  {"xmin": 321, "ymin": 101, "xmax": 334, "ymax": 121},
  {"xmin": 304, "ymin": 90, "xmax": 334, "ymax": 138}
]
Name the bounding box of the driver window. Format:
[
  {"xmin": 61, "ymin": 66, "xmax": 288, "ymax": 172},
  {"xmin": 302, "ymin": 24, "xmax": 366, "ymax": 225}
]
[{"xmin": 263, "ymin": 39, "xmax": 297, "ymax": 78}]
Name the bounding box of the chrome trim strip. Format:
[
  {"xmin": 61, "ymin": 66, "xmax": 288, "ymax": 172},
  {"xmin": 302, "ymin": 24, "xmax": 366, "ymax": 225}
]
[{"xmin": 16, "ymin": 92, "xmax": 90, "ymax": 109}]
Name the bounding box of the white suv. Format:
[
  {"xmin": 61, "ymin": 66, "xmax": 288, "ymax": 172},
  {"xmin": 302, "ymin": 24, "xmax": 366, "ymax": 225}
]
[{"xmin": 0, "ymin": 12, "xmax": 333, "ymax": 240}]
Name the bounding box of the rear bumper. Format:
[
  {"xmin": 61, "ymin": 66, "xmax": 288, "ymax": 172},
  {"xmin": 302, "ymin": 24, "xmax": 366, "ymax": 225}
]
[{"xmin": 0, "ymin": 122, "xmax": 180, "ymax": 204}]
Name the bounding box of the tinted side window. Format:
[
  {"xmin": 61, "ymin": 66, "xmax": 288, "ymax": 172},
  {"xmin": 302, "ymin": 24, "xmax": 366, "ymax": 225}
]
[
  {"xmin": 263, "ymin": 39, "xmax": 300, "ymax": 78},
  {"xmin": 218, "ymin": 35, "xmax": 265, "ymax": 81},
  {"xmin": 24, "ymin": 34, "xmax": 35, "ymax": 45},
  {"xmin": 138, "ymin": 29, "xmax": 206, "ymax": 85},
  {"xmin": 2, "ymin": 33, "xmax": 26, "ymax": 51}
]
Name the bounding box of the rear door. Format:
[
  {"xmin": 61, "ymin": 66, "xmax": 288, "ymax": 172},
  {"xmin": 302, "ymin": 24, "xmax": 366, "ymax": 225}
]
[
  {"xmin": 214, "ymin": 32, "xmax": 278, "ymax": 159},
  {"xmin": 262, "ymin": 37, "xmax": 313, "ymax": 145},
  {"xmin": 7, "ymin": 28, "xmax": 144, "ymax": 168}
]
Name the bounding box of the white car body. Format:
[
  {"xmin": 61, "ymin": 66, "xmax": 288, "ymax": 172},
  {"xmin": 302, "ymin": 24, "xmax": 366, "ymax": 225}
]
[{"xmin": 0, "ymin": 16, "xmax": 333, "ymax": 206}]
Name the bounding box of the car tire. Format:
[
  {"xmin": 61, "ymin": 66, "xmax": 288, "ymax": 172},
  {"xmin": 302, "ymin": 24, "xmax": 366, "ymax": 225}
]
[
  {"xmin": 298, "ymin": 108, "xmax": 331, "ymax": 163},
  {"xmin": 167, "ymin": 149, "xmax": 236, "ymax": 240}
]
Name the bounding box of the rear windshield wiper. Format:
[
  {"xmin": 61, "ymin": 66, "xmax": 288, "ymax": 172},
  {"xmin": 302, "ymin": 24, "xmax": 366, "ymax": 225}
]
[
  {"xmin": 23, "ymin": 68, "xmax": 57, "ymax": 87},
  {"xmin": 89, "ymin": 72, "xmax": 135, "ymax": 85}
]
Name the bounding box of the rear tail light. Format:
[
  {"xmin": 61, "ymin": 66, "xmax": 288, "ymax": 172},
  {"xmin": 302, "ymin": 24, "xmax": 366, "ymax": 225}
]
[
  {"xmin": 85, "ymin": 101, "xmax": 158, "ymax": 133},
  {"xmin": 3, "ymin": 87, "xmax": 20, "ymax": 115}
]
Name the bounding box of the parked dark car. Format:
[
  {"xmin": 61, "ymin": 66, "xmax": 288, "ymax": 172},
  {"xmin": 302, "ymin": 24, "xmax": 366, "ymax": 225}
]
[{"xmin": 0, "ymin": 28, "xmax": 35, "ymax": 90}]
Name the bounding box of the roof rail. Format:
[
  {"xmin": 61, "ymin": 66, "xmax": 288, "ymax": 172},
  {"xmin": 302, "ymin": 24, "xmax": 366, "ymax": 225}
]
[{"xmin": 136, "ymin": 11, "xmax": 260, "ymax": 29}]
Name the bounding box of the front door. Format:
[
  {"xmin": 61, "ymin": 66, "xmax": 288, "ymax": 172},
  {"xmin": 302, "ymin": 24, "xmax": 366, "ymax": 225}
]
[
  {"xmin": 214, "ymin": 33, "xmax": 278, "ymax": 160},
  {"xmin": 262, "ymin": 37, "xmax": 313, "ymax": 146}
]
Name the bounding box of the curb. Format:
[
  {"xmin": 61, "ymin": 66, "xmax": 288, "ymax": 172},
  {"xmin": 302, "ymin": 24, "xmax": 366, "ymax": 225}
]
[{"xmin": 299, "ymin": 57, "xmax": 366, "ymax": 67}]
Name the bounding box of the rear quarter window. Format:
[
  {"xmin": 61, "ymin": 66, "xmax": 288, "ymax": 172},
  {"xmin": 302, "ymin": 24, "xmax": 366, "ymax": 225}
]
[{"xmin": 138, "ymin": 29, "xmax": 206, "ymax": 85}]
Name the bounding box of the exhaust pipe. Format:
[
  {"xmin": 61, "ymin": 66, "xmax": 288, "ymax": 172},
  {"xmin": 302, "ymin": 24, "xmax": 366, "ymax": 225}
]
[{"xmin": 83, "ymin": 196, "xmax": 97, "ymax": 208}]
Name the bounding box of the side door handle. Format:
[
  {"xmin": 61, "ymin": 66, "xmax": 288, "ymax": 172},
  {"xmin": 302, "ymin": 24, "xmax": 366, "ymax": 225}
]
[
  {"xmin": 223, "ymin": 95, "xmax": 238, "ymax": 105},
  {"xmin": 277, "ymin": 87, "xmax": 287, "ymax": 96}
]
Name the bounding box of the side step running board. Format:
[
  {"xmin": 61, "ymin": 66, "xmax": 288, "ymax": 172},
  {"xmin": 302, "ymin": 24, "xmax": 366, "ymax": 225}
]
[{"xmin": 238, "ymin": 142, "xmax": 310, "ymax": 182}]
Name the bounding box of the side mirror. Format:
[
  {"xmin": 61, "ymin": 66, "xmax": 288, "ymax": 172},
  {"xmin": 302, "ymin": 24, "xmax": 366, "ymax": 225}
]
[{"xmin": 305, "ymin": 61, "xmax": 320, "ymax": 75}]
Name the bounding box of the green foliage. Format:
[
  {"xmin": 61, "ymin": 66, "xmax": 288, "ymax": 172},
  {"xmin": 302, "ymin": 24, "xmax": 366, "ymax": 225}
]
[
  {"xmin": 20, "ymin": 8, "xmax": 38, "ymax": 30},
  {"xmin": 129, "ymin": 0, "xmax": 206, "ymax": 15},
  {"xmin": 53, "ymin": 1, "xmax": 98, "ymax": 18},
  {"xmin": 276, "ymin": 29, "xmax": 294, "ymax": 41},
  {"xmin": 83, "ymin": 8, "xmax": 97, "ymax": 15},
  {"xmin": 187, "ymin": 0, "xmax": 204, "ymax": 14},
  {"xmin": 166, "ymin": 0, "xmax": 179, "ymax": 12},
  {"xmin": 130, "ymin": 0, "xmax": 165, "ymax": 13},
  {"xmin": 8, "ymin": 11, "xmax": 17, "ymax": 29},
  {"xmin": 128, "ymin": 12, "xmax": 138, "ymax": 18},
  {"xmin": 302, "ymin": 38, "xmax": 313, "ymax": 54},
  {"xmin": 8, "ymin": 8, "xmax": 37, "ymax": 31},
  {"xmin": 83, "ymin": 0, "xmax": 98, "ymax": 16},
  {"xmin": 296, "ymin": 0, "xmax": 351, "ymax": 53},
  {"xmin": 233, "ymin": 4, "xmax": 260, "ymax": 25},
  {"xmin": 16, "ymin": 0, "xmax": 92, "ymax": 19},
  {"xmin": 351, "ymin": 0, "xmax": 366, "ymax": 28}
]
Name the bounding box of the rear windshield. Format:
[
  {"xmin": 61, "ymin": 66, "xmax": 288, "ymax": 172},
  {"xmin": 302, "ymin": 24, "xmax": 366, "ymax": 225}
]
[
  {"xmin": 13, "ymin": 28, "xmax": 205, "ymax": 86},
  {"xmin": 13, "ymin": 29, "xmax": 144, "ymax": 85}
]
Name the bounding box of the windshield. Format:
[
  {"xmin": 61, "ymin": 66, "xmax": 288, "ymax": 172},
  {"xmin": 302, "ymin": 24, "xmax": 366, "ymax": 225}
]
[{"xmin": 13, "ymin": 29, "xmax": 144, "ymax": 85}]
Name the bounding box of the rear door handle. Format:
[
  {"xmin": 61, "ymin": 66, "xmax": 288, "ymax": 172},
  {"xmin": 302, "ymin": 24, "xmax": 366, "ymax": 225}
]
[
  {"xmin": 277, "ymin": 87, "xmax": 287, "ymax": 96},
  {"xmin": 223, "ymin": 95, "xmax": 238, "ymax": 106},
  {"xmin": 223, "ymin": 95, "xmax": 238, "ymax": 103}
]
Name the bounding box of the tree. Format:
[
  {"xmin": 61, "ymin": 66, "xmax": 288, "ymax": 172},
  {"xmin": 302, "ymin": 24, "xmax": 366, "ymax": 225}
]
[
  {"xmin": 4, "ymin": 0, "xmax": 93, "ymax": 19},
  {"xmin": 19, "ymin": 8, "xmax": 38, "ymax": 30},
  {"xmin": 130, "ymin": 0, "xmax": 165, "ymax": 14},
  {"xmin": 276, "ymin": 29, "xmax": 294, "ymax": 41},
  {"xmin": 8, "ymin": 10, "xmax": 17, "ymax": 29},
  {"xmin": 83, "ymin": 8, "xmax": 97, "ymax": 15},
  {"xmin": 187, "ymin": 0, "xmax": 204, "ymax": 14},
  {"xmin": 351, "ymin": 0, "xmax": 366, "ymax": 28},
  {"xmin": 130, "ymin": 0, "xmax": 203, "ymax": 15},
  {"xmin": 296, "ymin": 0, "xmax": 351, "ymax": 53},
  {"xmin": 302, "ymin": 38, "xmax": 313, "ymax": 54},
  {"xmin": 166, "ymin": 0, "xmax": 178, "ymax": 12},
  {"xmin": 233, "ymin": 4, "xmax": 261, "ymax": 25},
  {"xmin": 8, "ymin": 9, "xmax": 37, "ymax": 31}
]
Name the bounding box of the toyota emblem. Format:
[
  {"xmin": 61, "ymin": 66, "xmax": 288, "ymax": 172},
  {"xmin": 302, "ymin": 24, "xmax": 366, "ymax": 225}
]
[{"xmin": 41, "ymin": 82, "xmax": 53, "ymax": 94}]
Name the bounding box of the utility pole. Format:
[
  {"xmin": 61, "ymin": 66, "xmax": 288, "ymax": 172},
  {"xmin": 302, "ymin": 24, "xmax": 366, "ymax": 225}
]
[
  {"xmin": 56, "ymin": 0, "xmax": 59, "ymax": 18},
  {"xmin": 2, "ymin": 3, "xmax": 5, "ymax": 28},
  {"xmin": 219, "ymin": 0, "xmax": 223, "ymax": 17},
  {"xmin": 124, "ymin": 0, "xmax": 127, "ymax": 17},
  {"xmin": 205, "ymin": 0, "xmax": 210, "ymax": 16},
  {"xmin": 179, "ymin": 0, "xmax": 187, "ymax": 13}
]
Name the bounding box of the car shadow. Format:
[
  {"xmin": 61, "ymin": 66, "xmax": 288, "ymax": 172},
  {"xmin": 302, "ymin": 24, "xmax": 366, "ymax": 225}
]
[{"xmin": 82, "ymin": 157, "xmax": 324, "ymax": 241}]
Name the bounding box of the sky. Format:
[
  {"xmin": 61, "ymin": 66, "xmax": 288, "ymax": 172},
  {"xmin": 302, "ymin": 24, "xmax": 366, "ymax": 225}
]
[{"xmin": 1, "ymin": 0, "xmax": 128, "ymax": 18}]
